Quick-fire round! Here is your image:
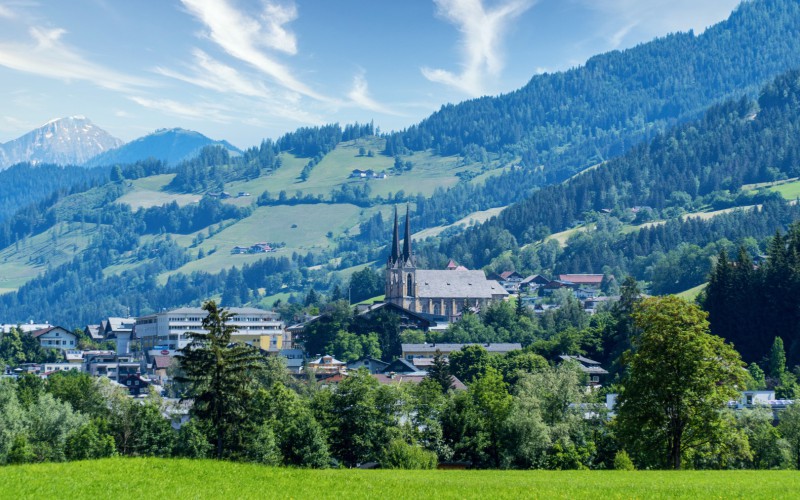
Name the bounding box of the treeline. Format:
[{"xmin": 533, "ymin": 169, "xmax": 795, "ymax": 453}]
[
  {"xmin": 705, "ymin": 222, "xmax": 800, "ymax": 366},
  {"xmin": 0, "ymin": 163, "xmax": 110, "ymax": 224},
  {"xmin": 417, "ymin": 68, "xmax": 800, "ymax": 272},
  {"xmin": 168, "ymin": 122, "xmax": 375, "ymax": 193}
]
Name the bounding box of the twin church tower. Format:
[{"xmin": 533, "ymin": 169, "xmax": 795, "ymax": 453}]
[{"xmin": 384, "ymin": 206, "xmax": 508, "ymax": 319}]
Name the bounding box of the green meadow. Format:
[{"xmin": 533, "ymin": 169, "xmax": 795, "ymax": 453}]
[{"xmin": 0, "ymin": 458, "xmax": 797, "ymax": 499}]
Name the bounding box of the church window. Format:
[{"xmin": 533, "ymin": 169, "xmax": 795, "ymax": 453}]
[
  {"xmin": 406, "ymin": 273, "xmax": 413, "ymax": 296},
  {"xmin": 434, "ymin": 303, "xmax": 441, "ymax": 315}
]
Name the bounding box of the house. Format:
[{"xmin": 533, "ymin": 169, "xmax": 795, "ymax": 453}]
[
  {"xmin": 28, "ymin": 326, "xmax": 77, "ymax": 352},
  {"xmin": 520, "ymin": 274, "xmax": 551, "ymax": 293},
  {"xmin": 541, "ymin": 280, "xmax": 575, "ymax": 295},
  {"xmin": 347, "ymin": 357, "xmax": 389, "ymax": 374},
  {"xmin": 356, "ymin": 301, "xmax": 434, "ymax": 331},
  {"xmin": 150, "ymin": 355, "xmax": 173, "ymax": 382},
  {"xmin": 237, "ymin": 191, "xmax": 251, "ymax": 197},
  {"xmin": 308, "ymin": 355, "xmax": 346, "ymax": 375},
  {"xmin": 558, "ymin": 274, "xmax": 607, "ymax": 289},
  {"xmin": 279, "ymin": 349, "xmax": 305, "ymax": 373},
  {"xmin": 372, "ymin": 372, "xmax": 467, "ymax": 391},
  {"xmin": 42, "ymin": 363, "xmax": 82, "ymax": 376},
  {"xmin": 231, "ymin": 246, "xmax": 250, "ymax": 254},
  {"xmin": 381, "ymin": 358, "xmax": 425, "ymax": 375},
  {"xmin": 119, "ymin": 373, "xmax": 151, "ymax": 396},
  {"xmin": 84, "ymin": 352, "xmax": 143, "ymax": 382},
  {"xmin": 401, "ymin": 343, "xmax": 522, "ymax": 362},
  {"xmin": 559, "ymin": 355, "xmax": 609, "ymax": 386},
  {"xmin": 489, "ymin": 271, "xmax": 525, "ymax": 293},
  {"xmin": 350, "ymin": 169, "xmax": 367, "ymax": 178},
  {"xmin": 249, "ymin": 242, "xmax": 273, "ymax": 253},
  {"xmin": 575, "ymin": 287, "xmax": 599, "ymax": 300},
  {"xmin": 84, "ymin": 324, "xmax": 103, "ymax": 341},
  {"xmin": 101, "ymin": 317, "xmax": 136, "ymax": 355}
]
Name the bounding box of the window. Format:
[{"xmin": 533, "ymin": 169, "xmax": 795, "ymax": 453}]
[{"xmin": 406, "ymin": 274, "xmax": 414, "ymax": 296}]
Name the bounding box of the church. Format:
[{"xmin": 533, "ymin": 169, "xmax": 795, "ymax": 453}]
[{"xmin": 385, "ymin": 207, "xmax": 509, "ymax": 320}]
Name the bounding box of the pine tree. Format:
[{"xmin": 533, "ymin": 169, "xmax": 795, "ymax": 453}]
[
  {"xmin": 176, "ymin": 301, "xmax": 265, "ymax": 459},
  {"xmin": 428, "ymin": 349, "xmax": 454, "ymax": 393}
]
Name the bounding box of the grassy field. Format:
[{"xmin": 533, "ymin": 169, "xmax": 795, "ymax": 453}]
[
  {"xmin": 117, "ymin": 174, "xmax": 201, "ymax": 209},
  {"xmin": 0, "ymin": 458, "xmax": 798, "ymax": 499},
  {"xmin": 413, "ymin": 206, "xmax": 506, "ymax": 241},
  {"xmin": 676, "ymin": 282, "xmax": 707, "ymax": 301}
]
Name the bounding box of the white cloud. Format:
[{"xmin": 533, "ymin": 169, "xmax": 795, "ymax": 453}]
[
  {"xmin": 0, "ymin": 5, "xmax": 15, "ymax": 19},
  {"xmin": 128, "ymin": 95, "xmax": 232, "ymax": 122},
  {"xmin": 422, "ymin": 0, "xmax": 535, "ymax": 96},
  {"xmin": 260, "ymin": 2, "xmax": 298, "ymax": 55},
  {"xmin": 155, "ymin": 49, "xmax": 273, "ymax": 99},
  {"xmin": 347, "ymin": 71, "xmax": 400, "ymax": 116},
  {"xmin": 0, "ymin": 26, "xmax": 152, "ymax": 92},
  {"xmin": 180, "ymin": 0, "xmax": 327, "ymax": 101},
  {"xmin": 575, "ymin": 0, "xmax": 740, "ymax": 49}
]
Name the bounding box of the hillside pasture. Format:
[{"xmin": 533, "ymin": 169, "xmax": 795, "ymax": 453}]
[
  {"xmin": 117, "ymin": 174, "xmax": 201, "ymax": 209},
  {"xmin": 0, "ymin": 222, "xmax": 98, "ymax": 292},
  {"xmin": 0, "ymin": 458, "xmax": 798, "ymax": 499},
  {"xmin": 412, "ymin": 206, "xmax": 506, "ymax": 241},
  {"xmin": 159, "ymin": 203, "xmax": 367, "ymax": 281}
]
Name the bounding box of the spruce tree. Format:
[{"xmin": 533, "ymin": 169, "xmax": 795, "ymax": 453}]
[{"xmin": 428, "ymin": 349, "xmax": 454, "ymax": 393}]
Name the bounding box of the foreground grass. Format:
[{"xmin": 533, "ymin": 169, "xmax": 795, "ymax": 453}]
[{"xmin": 1, "ymin": 458, "xmax": 799, "ymax": 499}]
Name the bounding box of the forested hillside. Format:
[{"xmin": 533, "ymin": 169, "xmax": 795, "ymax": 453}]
[
  {"xmin": 418, "ymin": 70, "xmax": 800, "ymax": 282},
  {"xmin": 0, "ymin": 164, "xmax": 110, "ymax": 223}
]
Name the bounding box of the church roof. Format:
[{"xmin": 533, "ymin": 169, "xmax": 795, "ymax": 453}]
[{"xmin": 415, "ymin": 270, "xmax": 509, "ymax": 299}]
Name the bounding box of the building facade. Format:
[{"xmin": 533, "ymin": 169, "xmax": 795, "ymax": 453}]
[
  {"xmin": 384, "ymin": 208, "xmax": 508, "ymax": 320},
  {"xmin": 135, "ymin": 306, "xmax": 288, "ymax": 354}
]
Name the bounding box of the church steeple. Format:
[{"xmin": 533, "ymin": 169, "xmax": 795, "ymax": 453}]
[
  {"xmin": 389, "ymin": 206, "xmax": 400, "ymax": 266},
  {"xmin": 402, "ymin": 205, "xmax": 414, "ymax": 265}
]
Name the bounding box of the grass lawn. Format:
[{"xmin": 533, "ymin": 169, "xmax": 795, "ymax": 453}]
[
  {"xmin": 676, "ymin": 282, "xmax": 707, "ymax": 301},
  {"xmin": 0, "ymin": 458, "xmax": 798, "ymax": 499}
]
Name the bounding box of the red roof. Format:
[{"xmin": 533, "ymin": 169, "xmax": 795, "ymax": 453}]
[
  {"xmin": 152, "ymin": 356, "xmax": 172, "ymax": 370},
  {"xmin": 558, "ymin": 274, "xmax": 605, "ymax": 285}
]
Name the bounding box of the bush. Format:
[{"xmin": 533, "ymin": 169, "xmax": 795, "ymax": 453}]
[
  {"xmin": 382, "ymin": 439, "xmax": 438, "ymax": 469},
  {"xmin": 614, "ymin": 450, "xmax": 636, "ymax": 471}
]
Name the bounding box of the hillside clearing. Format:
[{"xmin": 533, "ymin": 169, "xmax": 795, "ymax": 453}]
[
  {"xmin": 412, "ymin": 206, "xmax": 507, "ymax": 240},
  {"xmin": 0, "ymin": 458, "xmax": 797, "ymax": 499}
]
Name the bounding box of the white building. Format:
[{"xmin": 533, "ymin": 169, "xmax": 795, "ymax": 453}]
[
  {"xmin": 135, "ymin": 306, "xmax": 288, "ymax": 354},
  {"xmin": 1, "ymin": 322, "xmax": 52, "ymax": 334},
  {"xmin": 29, "ymin": 326, "xmax": 77, "ymax": 352}
]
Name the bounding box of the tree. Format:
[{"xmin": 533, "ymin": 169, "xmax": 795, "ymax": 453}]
[
  {"xmin": 778, "ymin": 401, "xmax": 800, "ymax": 469},
  {"xmin": 177, "ymin": 301, "xmax": 265, "ymax": 459},
  {"xmin": 617, "ymin": 296, "xmax": 746, "ymax": 469},
  {"xmin": 428, "ymin": 349, "xmax": 454, "ymax": 393},
  {"xmin": 449, "ymin": 345, "xmax": 489, "ymax": 383}
]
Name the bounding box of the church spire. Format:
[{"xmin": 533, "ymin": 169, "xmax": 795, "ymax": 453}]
[
  {"xmin": 390, "ymin": 206, "xmax": 400, "ymax": 266},
  {"xmin": 402, "ymin": 205, "xmax": 413, "ymax": 265}
]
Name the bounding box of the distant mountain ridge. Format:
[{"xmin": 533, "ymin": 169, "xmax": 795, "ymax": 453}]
[
  {"xmin": 0, "ymin": 116, "xmax": 122, "ymax": 170},
  {"xmin": 84, "ymin": 128, "xmax": 242, "ymax": 167}
]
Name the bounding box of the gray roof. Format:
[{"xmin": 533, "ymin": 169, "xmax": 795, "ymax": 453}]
[
  {"xmin": 414, "ymin": 270, "xmax": 509, "ymax": 299},
  {"xmin": 402, "ymin": 343, "xmax": 522, "ymax": 354}
]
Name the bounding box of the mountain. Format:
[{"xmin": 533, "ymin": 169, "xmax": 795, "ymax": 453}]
[
  {"xmin": 2, "ymin": 0, "xmax": 800, "ymax": 327},
  {"xmin": 389, "ymin": 0, "xmax": 800, "ymax": 183},
  {"xmin": 0, "ymin": 116, "xmax": 122, "ymax": 169},
  {"xmin": 84, "ymin": 128, "xmax": 242, "ymax": 167}
]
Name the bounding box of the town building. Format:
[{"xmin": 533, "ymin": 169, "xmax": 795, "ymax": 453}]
[
  {"xmin": 135, "ymin": 306, "xmax": 288, "ymax": 354},
  {"xmin": 28, "ymin": 326, "xmax": 77, "ymax": 352},
  {"xmin": 1, "ymin": 322, "xmax": 52, "ymax": 334},
  {"xmin": 559, "ymin": 355, "xmax": 609, "ymax": 386},
  {"xmin": 384, "ymin": 207, "xmax": 508, "ymax": 321},
  {"xmin": 101, "ymin": 317, "xmax": 136, "ymax": 355}
]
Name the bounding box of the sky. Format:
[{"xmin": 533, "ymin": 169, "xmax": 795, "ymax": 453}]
[{"xmin": 0, "ymin": 0, "xmax": 742, "ymax": 149}]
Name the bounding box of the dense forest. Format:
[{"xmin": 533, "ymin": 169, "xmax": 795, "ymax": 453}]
[
  {"xmin": 418, "ymin": 70, "xmax": 800, "ymax": 274},
  {"xmin": 0, "ymin": 163, "xmax": 110, "ymax": 223},
  {"xmin": 705, "ymin": 222, "xmax": 800, "ymax": 366}
]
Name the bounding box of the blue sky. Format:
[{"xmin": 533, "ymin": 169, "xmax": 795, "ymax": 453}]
[{"xmin": 0, "ymin": 0, "xmax": 741, "ymax": 148}]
